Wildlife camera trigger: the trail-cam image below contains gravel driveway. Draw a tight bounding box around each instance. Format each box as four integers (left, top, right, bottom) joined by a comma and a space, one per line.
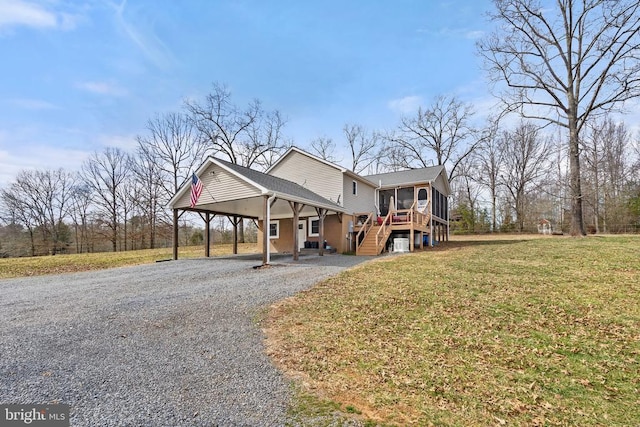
0, 254, 371, 426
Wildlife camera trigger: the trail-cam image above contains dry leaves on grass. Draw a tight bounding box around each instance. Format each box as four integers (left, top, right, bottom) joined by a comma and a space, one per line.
265, 236, 640, 426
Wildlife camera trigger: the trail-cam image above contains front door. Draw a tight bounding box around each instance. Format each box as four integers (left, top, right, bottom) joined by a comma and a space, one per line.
297, 220, 306, 249
416, 187, 429, 213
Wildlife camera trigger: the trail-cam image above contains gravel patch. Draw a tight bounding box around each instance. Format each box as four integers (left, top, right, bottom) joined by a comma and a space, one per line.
0, 253, 373, 426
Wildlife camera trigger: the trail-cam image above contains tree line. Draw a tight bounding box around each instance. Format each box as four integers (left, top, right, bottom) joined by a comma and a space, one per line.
2, 0, 640, 257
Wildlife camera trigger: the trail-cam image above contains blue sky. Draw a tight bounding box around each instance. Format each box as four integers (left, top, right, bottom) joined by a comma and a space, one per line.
0, 0, 495, 186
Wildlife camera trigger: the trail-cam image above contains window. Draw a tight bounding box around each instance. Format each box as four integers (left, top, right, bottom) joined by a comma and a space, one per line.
269, 220, 279, 239
352, 180, 357, 196
308, 217, 320, 237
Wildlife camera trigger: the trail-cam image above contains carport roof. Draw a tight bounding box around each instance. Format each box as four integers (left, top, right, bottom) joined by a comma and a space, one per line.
168, 156, 347, 217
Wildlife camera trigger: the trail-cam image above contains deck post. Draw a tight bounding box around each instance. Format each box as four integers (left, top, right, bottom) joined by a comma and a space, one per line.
409, 226, 414, 252
172, 209, 179, 260
429, 216, 434, 247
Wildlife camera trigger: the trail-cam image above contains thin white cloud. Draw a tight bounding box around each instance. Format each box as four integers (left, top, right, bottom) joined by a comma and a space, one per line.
465, 30, 485, 40
9, 98, 59, 110
0, 0, 56, 29
97, 133, 138, 151
76, 81, 128, 96
417, 26, 485, 40
0, 0, 81, 31
0, 145, 90, 187
388, 95, 423, 115
109, 0, 174, 69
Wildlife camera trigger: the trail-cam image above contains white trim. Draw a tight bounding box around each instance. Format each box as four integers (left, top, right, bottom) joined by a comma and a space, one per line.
269, 220, 280, 239
308, 216, 320, 237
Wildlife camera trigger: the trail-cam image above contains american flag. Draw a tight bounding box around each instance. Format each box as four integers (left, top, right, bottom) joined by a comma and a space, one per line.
190, 173, 203, 208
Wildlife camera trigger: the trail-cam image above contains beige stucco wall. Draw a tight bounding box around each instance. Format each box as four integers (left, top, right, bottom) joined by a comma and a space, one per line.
257, 214, 349, 254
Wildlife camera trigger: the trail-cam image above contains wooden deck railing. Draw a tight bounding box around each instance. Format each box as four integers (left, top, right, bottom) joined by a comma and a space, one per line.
353, 202, 432, 254
375, 210, 393, 254
388, 202, 430, 228
354, 212, 373, 255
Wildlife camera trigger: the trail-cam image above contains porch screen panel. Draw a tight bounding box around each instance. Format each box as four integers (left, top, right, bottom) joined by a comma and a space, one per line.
379, 190, 394, 216
397, 187, 413, 209
432, 188, 448, 219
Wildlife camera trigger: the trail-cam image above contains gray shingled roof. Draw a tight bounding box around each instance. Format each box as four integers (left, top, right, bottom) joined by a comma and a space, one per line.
363, 165, 446, 187
215, 157, 346, 212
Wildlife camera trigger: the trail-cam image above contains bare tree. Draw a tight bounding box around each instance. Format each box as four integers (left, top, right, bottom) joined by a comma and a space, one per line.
136, 112, 208, 198
132, 145, 165, 249
185, 83, 288, 169
388, 95, 476, 181
310, 136, 338, 162
454, 155, 485, 232
81, 147, 132, 252
37, 169, 76, 254
185, 83, 289, 242
0, 169, 75, 255
343, 124, 379, 173
472, 117, 504, 232
499, 122, 552, 231
1, 183, 37, 255
479, 0, 640, 235
248, 109, 290, 169
583, 116, 633, 231
68, 182, 93, 253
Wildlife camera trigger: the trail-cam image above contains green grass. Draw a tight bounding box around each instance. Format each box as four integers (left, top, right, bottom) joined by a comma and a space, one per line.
0, 243, 259, 279
266, 235, 640, 426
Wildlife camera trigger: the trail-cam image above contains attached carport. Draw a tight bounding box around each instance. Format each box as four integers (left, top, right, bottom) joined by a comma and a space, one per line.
167, 156, 347, 265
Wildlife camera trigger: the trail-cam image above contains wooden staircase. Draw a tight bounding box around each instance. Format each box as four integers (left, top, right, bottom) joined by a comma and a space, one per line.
354, 204, 432, 255
355, 211, 393, 256
356, 225, 387, 255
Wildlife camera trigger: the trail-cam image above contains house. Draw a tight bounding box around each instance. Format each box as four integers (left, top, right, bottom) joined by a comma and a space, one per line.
168, 147, 450, 263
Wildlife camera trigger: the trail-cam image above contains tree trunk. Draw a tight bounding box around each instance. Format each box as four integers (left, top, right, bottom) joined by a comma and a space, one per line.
491, 191, 497, 233
568, 118, 586, 236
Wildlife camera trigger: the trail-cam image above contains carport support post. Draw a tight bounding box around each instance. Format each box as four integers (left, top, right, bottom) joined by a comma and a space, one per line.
232, 215, 238, 255
205, 212, 211, 258
262, 195, 269, 265
315, 208, 327, 256
172, 209, 179, 260
289, 201, 305, 261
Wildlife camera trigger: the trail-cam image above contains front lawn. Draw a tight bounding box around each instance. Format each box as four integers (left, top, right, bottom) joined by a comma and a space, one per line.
266, 235, 640, 426
0, 243, 259, 279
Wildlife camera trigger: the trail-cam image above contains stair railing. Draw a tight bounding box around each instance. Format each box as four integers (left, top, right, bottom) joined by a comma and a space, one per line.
355, 212, 374, 255
375, 211, 393, 254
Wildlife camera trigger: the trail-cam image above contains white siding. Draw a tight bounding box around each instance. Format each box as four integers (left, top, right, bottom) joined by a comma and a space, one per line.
269, 151, 343, 205
173, 163, 261, 208
342, 176, 377, 214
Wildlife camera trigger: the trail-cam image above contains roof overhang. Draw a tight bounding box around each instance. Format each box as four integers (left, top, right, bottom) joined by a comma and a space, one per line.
168, 156, 348, 219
